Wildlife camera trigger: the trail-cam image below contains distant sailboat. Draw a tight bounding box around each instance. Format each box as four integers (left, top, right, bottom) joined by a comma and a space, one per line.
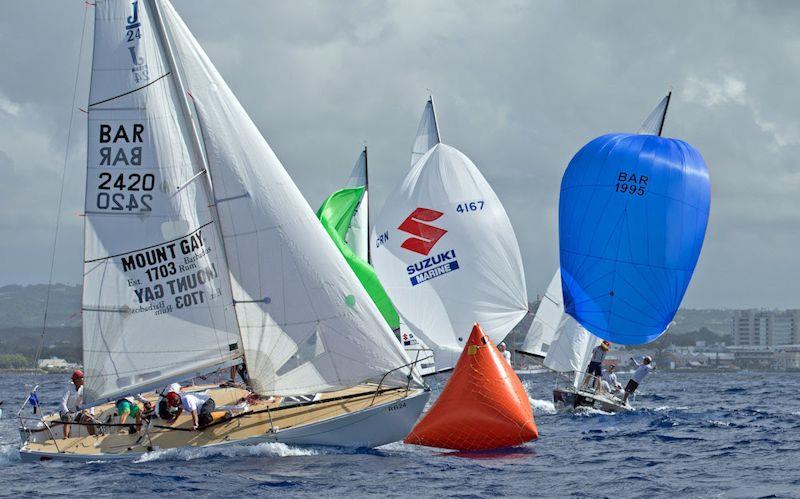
559, 90, 710, 345
316, 147, 401, 332
371, 98, 528, 373
519, 92, 692, 411
19, 0, 428, 461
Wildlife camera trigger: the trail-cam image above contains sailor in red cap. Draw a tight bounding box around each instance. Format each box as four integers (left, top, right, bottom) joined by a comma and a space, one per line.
59, 369, 94, 438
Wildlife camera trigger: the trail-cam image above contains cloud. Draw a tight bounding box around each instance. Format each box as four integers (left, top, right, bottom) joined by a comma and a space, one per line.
0, 92, 21, 116
1, 0, 800, 309
684, 76, 747, 107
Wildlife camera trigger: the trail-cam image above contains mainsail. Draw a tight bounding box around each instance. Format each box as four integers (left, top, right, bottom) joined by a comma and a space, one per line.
518, 271, 562, 359
637, 91, 671, 136
82, 0, 241, 404
410, 97, 441, 166
343, 148, 369, 262
371, 143, 528, 371
159, 0, 416, 395
517, 270, 600, 385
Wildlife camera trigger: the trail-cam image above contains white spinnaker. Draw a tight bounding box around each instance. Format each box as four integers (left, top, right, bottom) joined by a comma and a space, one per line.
343, 148, 369, 262
82, 0, 241, 405
410, 97, 441, 166
160, 0, 416, 395
519, 271, 562, 358
371, 143, 528, 371
637, 93, 670, 135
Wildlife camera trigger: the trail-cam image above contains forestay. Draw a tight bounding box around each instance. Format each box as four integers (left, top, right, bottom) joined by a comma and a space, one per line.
559, 133, 710, 344
82, 0, 241, 405
410, 97, 441, 166
160, 0, 416, 395
371, 143, 528, 371
343, 148, 369, 262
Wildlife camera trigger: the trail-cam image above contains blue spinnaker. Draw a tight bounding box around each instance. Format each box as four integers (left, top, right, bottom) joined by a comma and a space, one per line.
559, 133, 710, 345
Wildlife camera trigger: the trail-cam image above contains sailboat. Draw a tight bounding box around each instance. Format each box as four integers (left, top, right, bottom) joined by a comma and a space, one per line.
18, 0, 428, 462
316, 147, 437, 375
518, 92, 682, 412
371, 97, 528, 373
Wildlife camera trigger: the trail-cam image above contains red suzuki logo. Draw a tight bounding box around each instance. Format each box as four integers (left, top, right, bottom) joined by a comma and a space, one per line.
398, 208, 447, 255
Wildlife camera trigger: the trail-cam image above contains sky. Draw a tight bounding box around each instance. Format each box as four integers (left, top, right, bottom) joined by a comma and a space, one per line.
0, 0, 798, 309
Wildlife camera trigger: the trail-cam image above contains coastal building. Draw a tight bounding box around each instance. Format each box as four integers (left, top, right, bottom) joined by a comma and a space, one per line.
732, 309, 800, 347
36, 357, 71, 371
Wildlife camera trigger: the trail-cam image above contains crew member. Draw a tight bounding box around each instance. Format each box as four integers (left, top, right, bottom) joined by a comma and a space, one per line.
165, 391, 217, 430
115, 394, 152, 434
601, 364, 623, 398
498, 342, 512, 365
581, 341, 611, 391
59, 370, 94, 439
623, 356, 656, 405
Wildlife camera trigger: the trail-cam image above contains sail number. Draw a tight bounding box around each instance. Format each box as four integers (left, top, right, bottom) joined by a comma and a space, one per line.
455, 200, 484, 213
614, 172, 647, 196
96, 173, 154, 212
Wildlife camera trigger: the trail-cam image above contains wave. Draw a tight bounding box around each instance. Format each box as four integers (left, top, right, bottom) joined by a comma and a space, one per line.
572, 406, 615, 416
0, 444, 20, 466
529, 398, 556, 415
134, 442, 318, 463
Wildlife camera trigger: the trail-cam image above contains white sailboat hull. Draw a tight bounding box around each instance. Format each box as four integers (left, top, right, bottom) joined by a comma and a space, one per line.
266, 387, 430, 448
553, 387, 631, 413
18, 386, 430, 462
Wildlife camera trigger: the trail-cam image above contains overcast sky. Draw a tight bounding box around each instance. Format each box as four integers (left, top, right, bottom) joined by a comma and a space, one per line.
1, 0, 798, 309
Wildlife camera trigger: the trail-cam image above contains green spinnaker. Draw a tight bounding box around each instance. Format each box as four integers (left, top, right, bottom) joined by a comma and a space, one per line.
316, 186, 400, 330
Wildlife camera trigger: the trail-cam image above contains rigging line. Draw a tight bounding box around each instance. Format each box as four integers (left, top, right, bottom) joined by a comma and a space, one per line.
87, 72, 171, 108
34, 3, 91, 367
83, 220, 213, 263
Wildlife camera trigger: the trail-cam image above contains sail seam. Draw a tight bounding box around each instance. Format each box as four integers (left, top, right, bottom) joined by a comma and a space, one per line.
88, 71, 171, 107
84, 220, 213, 263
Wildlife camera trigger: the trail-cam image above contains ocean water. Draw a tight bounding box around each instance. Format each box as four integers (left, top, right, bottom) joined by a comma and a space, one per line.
1, 371, 799, 497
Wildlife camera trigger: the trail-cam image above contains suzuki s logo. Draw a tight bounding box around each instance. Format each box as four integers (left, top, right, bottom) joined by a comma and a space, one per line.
398, 208, 447, 255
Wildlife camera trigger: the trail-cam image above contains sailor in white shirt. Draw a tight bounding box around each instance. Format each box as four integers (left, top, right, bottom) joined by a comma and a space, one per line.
601, 364, 623, 398
498, 342, 512, 366
59, 370, 94, 438
623, 356, 656, 404
165, 391, 216, 430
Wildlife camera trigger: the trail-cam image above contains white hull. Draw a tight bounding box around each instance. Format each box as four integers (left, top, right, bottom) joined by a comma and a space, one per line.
553, 387, 631, 413
266, 387, 430, 447
19, 387, 430, 463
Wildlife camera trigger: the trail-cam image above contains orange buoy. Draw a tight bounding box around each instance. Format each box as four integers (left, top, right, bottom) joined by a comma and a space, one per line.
404, 323, 538, 451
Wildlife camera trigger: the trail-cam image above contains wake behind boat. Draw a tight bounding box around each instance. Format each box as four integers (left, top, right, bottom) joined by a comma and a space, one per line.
18, 0, 428, 461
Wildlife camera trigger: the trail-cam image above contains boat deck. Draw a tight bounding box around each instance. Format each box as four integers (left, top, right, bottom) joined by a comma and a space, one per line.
21, 383, 413, 459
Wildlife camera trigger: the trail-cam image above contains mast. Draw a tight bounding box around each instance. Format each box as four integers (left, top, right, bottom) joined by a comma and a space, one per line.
148, 0, 247, 366
657, 91, 672, 137
364, 145, 371, 265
